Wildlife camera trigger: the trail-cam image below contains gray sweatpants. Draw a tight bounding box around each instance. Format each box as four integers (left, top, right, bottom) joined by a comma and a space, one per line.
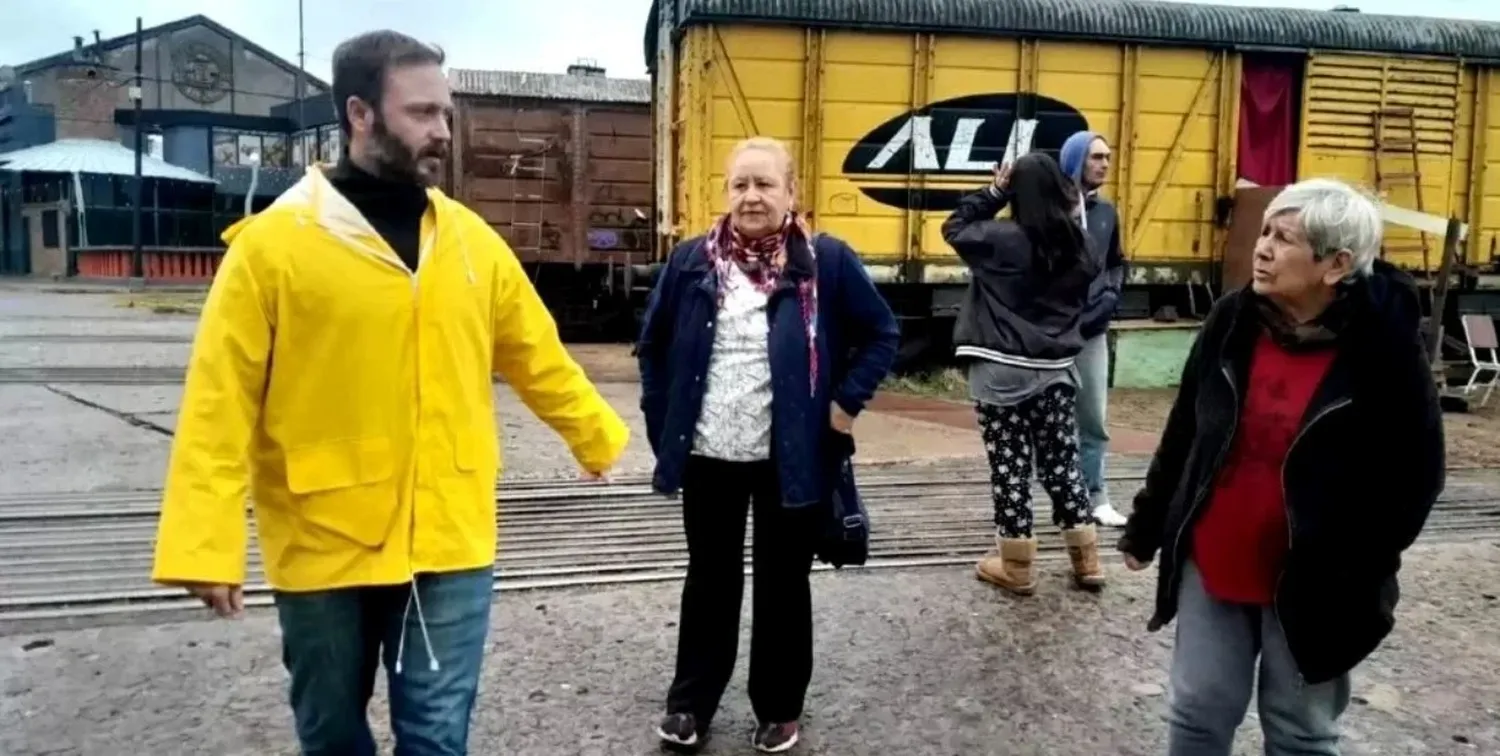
1167, 562, 1352, 756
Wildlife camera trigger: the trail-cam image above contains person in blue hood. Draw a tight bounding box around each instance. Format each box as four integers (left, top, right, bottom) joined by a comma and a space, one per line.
1058, 130, 1129, 527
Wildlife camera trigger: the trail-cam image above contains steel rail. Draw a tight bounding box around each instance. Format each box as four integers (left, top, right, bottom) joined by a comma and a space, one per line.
2, 464, 1496, 624
4, 512, 1495, 594
3, 525, 1494, 624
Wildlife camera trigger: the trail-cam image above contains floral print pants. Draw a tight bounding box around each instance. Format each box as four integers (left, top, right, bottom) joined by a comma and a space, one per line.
975, 384, 1096, 538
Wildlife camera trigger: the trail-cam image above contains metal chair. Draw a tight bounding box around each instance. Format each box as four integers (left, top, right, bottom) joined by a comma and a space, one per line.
1460, 314, 1500, 407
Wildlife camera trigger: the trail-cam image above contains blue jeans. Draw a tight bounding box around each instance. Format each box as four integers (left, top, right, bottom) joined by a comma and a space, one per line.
1075, 333, 1111, 505
1167, 562, 1351, 756
273, 567, 494, 756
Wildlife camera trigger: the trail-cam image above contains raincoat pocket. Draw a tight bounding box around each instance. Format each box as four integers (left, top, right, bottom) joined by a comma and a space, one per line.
285, 436, 399, 547
453, 429, 499, 473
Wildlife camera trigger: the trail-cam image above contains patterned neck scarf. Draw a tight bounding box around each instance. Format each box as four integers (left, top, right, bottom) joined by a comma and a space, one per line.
704, 212, 820, 394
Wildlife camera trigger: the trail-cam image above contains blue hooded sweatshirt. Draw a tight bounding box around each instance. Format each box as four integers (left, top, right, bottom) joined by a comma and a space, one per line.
1059, 130, 1127, 339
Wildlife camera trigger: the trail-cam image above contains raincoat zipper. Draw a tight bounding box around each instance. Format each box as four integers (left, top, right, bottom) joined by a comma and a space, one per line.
1274, 396, 1352, 687
405, 232, 433, 569
1164, 361, 1240, 621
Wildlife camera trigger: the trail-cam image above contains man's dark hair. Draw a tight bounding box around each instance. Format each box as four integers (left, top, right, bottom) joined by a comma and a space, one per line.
330, 31, 445, 137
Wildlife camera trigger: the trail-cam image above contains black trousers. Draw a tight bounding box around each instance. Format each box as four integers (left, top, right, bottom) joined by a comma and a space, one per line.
665, 455, 816, 726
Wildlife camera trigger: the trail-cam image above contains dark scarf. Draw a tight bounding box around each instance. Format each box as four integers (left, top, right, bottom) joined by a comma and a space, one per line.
1255, 283, 1358, 351
704, 212, 820, 393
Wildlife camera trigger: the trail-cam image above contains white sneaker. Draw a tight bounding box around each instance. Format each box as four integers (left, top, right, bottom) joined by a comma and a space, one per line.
1092, 503, 1128, 527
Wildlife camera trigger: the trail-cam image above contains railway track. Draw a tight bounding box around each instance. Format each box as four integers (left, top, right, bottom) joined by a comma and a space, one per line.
0, 333, 193, 344
0, 366, 188, 384
2, 464, 1497, 624
0, 366, 609, 385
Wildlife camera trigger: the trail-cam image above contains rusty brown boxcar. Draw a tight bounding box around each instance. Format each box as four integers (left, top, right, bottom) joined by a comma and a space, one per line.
448, 63, 653, 338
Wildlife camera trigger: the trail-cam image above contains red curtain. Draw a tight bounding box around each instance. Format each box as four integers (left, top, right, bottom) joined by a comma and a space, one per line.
1238, 57, 1299, 187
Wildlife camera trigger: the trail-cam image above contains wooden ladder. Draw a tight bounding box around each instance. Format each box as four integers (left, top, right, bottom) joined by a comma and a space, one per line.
1372, 106, 1432, 270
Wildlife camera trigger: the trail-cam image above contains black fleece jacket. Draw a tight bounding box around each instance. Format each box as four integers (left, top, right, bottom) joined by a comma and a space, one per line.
1119, 260, 1445, 683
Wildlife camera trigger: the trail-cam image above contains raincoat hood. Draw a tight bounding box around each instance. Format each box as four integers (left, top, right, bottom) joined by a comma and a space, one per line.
222, 166, 476, 283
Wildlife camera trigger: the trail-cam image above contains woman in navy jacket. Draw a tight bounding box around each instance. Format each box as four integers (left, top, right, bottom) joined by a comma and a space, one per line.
637, 136, 899, 753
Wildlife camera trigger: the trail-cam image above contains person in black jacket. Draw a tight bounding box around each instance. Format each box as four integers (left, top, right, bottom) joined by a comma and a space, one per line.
942, 153, 1105, 597
1118, 178, 1444, 755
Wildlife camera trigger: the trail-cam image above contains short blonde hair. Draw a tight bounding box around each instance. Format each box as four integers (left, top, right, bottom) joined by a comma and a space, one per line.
726, 136, 798, 187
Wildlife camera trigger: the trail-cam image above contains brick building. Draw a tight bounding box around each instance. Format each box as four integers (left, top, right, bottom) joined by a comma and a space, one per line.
0, 15, 339, 277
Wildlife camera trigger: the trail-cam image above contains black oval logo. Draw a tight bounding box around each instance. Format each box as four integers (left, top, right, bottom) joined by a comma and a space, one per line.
841, 92, 1090, 212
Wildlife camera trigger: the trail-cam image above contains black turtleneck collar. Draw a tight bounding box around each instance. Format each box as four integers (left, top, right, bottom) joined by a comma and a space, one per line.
325, 157, 428, 271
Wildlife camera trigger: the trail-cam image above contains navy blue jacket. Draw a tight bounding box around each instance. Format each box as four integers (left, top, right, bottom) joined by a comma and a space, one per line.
636, 232, 900, 506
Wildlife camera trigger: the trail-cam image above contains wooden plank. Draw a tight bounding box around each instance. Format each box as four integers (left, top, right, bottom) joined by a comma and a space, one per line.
587, 135, 651, 161
465, 106, 566, 133
466, 177, 568, 204
585, 109, 652, 138
588, 181, 653, 206
588, 158, 648, 183
474, 201, 573, 227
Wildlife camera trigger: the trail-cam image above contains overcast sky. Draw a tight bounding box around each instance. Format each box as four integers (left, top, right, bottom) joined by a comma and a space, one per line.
1, 0, 1497, 86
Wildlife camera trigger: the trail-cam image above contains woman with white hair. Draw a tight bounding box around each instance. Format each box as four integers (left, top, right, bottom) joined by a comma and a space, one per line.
1118, 178, 1445, 755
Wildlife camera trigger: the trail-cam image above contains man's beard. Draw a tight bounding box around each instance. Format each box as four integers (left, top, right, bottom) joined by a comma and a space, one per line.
368, 117, 447, 187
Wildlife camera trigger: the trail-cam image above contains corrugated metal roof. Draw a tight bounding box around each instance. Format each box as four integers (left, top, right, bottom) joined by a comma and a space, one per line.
672, 0, 1500, 61
0, 139, 216, 183
448, 68, 652, 104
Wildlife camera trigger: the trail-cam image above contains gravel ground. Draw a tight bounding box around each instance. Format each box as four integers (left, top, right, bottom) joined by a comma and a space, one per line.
888, 371, 1500, 470
4, 288, 1496, 755
2, 541, 1497, 756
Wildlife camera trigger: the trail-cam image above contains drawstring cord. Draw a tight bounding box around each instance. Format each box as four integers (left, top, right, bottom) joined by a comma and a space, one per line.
393, 576, 441, 675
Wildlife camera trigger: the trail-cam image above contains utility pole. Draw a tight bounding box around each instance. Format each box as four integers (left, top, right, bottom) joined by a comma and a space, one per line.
130, 16, 144, 281
296, 0, 306, 136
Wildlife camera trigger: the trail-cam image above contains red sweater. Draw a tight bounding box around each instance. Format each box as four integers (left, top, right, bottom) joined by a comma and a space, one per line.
1192, 332, 1336, 605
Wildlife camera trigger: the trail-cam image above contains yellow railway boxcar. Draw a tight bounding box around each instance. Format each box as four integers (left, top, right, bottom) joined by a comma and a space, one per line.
644, 0, 1500, 360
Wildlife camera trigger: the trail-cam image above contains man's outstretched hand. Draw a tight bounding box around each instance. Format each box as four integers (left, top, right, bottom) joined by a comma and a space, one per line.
170, 582, 245, 619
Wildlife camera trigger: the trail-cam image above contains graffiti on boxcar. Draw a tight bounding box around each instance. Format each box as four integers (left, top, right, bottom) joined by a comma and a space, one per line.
588, 229, 622, 249
540, 224, 562, 249
842, 92, 1089, 212
587, 206, 650, 251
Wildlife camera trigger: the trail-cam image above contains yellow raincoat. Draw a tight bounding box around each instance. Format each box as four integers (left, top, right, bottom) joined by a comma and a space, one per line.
151, 167, 629, 592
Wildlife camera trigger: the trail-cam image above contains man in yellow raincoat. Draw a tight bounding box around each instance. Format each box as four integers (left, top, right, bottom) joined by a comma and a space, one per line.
150, 30, 629, 754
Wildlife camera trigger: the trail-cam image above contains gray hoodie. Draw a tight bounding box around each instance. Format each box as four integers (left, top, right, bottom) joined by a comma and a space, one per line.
1058, 130, 1127, 339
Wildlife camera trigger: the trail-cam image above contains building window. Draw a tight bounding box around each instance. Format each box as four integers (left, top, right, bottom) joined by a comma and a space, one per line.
263, 135, 289, 168
212, 131, 238, 168
319, 125, 342, 162
290, 126, 343, 166
41, 209, 60, 248
237, 133, 262, 165
292, 131, 313, 167
213, 128, 293, 169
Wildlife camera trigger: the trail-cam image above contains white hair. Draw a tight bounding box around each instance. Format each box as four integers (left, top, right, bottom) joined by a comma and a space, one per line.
1262, 178, 1382, 278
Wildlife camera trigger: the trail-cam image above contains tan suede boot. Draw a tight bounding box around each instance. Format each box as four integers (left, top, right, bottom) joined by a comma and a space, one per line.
1063, 525, 1107, 590
975, 536, 1037, 596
